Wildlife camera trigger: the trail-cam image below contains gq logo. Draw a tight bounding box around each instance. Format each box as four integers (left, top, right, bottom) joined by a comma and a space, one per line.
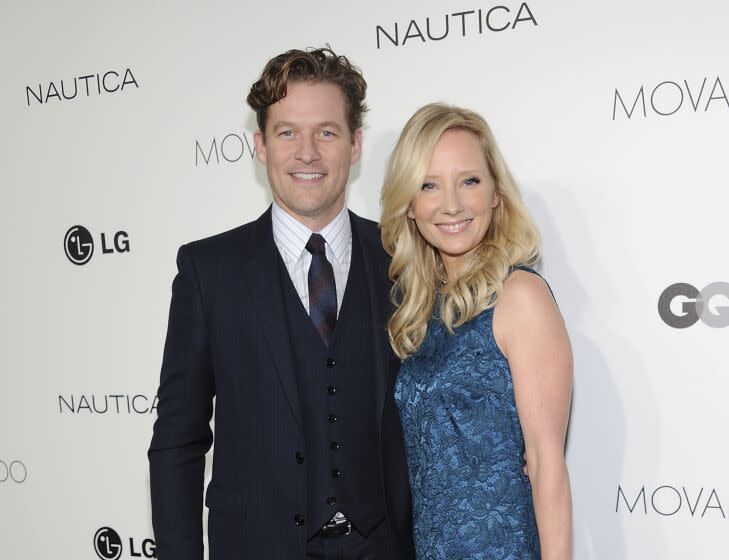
94, 527, 122, 560
64, 225, 130, 265
658, 282, 729, 328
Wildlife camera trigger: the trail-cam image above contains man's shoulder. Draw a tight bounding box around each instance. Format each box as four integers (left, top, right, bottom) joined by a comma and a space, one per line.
349, 210, 381, 245
349, 210, 378, 229
349, 211, 391, 271
181, 212, 268, 259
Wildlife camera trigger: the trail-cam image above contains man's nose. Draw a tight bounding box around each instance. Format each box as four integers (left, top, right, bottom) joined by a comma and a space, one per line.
295, 135, 321, 164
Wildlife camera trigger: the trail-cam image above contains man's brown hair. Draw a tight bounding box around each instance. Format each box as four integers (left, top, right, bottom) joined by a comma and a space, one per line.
247, 47, 367, 138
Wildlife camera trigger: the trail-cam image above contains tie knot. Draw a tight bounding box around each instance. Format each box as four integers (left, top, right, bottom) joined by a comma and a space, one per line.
306, 233, 327, 255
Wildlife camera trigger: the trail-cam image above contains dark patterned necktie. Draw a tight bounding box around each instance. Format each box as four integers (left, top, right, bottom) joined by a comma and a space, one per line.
305, 233, 337, 347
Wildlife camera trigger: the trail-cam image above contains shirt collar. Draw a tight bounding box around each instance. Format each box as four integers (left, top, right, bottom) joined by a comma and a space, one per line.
271, 202, 351, 265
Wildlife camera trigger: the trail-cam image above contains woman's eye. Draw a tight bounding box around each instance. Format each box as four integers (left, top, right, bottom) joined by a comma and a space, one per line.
463, 177, 481, 186
421, 182, 435, 190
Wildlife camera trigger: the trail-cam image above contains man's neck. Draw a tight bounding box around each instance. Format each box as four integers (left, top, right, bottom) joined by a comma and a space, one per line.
272, 199, 346, 233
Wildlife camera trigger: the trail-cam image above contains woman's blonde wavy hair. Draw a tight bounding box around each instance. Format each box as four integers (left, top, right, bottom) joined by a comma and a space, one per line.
380, 103, 541, 359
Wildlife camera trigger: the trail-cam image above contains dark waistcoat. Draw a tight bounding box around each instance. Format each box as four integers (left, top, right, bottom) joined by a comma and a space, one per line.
280, 230, 385, 538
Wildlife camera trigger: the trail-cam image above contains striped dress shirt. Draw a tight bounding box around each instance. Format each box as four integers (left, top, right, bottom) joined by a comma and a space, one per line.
271, 202, 352, 317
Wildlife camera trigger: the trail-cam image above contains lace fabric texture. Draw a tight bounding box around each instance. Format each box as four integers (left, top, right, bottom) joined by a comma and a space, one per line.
395, 307, 541, 559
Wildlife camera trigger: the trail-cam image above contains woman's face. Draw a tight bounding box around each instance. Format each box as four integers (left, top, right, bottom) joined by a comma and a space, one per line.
407, 129, 500, 281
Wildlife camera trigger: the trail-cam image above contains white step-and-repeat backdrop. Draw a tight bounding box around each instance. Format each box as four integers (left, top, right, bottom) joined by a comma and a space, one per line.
3, 0, 728, 558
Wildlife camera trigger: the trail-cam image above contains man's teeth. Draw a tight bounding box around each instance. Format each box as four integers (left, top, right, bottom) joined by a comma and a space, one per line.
292, 173, 324, 180
438, 220, 471, 233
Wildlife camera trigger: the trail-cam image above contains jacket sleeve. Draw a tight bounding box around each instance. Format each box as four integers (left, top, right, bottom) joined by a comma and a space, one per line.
148, 244, 215, 560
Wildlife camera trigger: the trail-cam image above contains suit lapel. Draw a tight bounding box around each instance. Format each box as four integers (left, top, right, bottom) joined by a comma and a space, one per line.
248, 208, 303, 430
350, 212, 391, 433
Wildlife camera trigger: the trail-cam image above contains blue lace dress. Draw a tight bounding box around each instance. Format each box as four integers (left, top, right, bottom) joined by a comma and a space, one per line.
395, 291, 541, 559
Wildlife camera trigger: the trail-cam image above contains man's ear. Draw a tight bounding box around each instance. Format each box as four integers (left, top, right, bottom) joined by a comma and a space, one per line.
350, 129, 363, 165
253, 130, 266, 165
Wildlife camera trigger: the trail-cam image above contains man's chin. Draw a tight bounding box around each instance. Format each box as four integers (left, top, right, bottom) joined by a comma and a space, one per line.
292, 203, 337, 219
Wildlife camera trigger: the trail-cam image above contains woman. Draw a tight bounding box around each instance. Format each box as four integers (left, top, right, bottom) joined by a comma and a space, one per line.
380, 103, 573, 560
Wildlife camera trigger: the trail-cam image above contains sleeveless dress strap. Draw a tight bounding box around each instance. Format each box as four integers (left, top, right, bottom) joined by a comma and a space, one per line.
507, 263, 557, 302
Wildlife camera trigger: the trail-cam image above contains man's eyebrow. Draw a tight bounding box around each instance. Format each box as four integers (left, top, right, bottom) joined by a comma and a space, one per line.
271, 121, 295, 131
319, 121, 343, 131
270, 121, 343, 131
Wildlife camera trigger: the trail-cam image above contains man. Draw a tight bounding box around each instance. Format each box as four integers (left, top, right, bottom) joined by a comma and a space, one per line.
148, 48, 415, 560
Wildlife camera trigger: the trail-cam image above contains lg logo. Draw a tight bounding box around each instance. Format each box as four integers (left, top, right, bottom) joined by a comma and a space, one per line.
64, 225, 94, 265
64, 225, 130, 265
93, 527, 157, 559
94, 527, 123, 560
658, 282, 729, 328
0, 460, 27, 483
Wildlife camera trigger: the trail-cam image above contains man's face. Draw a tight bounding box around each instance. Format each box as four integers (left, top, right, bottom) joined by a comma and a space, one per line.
254, 81, 362, 231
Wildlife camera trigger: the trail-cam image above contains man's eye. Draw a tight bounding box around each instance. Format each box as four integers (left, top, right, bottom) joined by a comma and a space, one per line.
321, 130, 335, 137
279, 130, 293, 137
